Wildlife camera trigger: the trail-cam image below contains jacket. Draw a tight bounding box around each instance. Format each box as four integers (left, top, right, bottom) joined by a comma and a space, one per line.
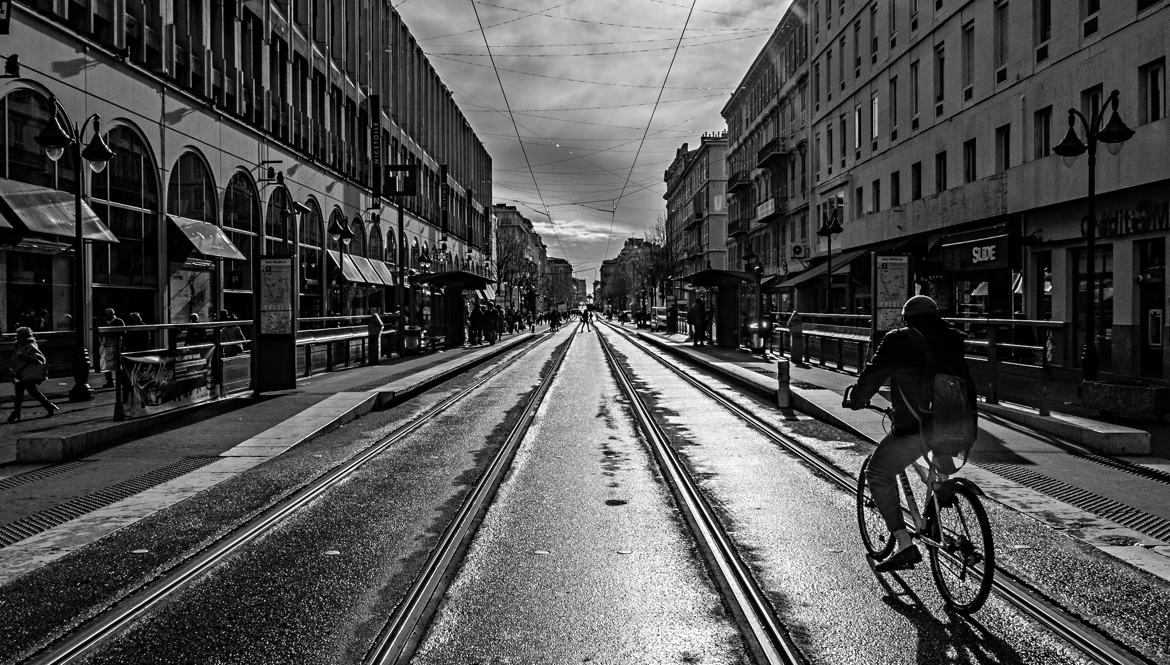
11, 339, 49, 384
851, 320, 975, 435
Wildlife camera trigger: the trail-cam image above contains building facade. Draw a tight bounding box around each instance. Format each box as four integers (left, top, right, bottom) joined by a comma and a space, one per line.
491, 204, 548, 315
663, 131, 729, 308
801, 0, 1168, 379
722, 0, 810, 316
0, 1, 492, 340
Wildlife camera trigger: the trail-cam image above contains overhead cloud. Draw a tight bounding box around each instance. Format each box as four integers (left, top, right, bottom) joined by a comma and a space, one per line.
398, 0, 789, 289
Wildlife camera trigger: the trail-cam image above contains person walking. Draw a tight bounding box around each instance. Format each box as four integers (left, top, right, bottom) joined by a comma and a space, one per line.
123, 312, 152, 353
469, 301, 485, 345
690, 298, 708, 347
98, 308, 125, 387
580, 307, 592, 332
7, 326, 58, 423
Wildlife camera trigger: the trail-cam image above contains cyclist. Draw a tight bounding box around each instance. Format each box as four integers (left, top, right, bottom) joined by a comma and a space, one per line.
846, 295, 976, 572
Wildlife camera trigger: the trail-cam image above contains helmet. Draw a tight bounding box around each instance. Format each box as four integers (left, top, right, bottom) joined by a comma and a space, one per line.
902, 295, 938, 318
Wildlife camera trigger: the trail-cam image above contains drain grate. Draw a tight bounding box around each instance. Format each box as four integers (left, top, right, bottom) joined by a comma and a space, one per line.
0, 457, 220, 548
976, 461, 1170, 543
0, 461, 94, 492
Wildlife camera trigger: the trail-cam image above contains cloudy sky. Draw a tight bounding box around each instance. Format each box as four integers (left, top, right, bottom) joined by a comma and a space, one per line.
395, 0, 792, 288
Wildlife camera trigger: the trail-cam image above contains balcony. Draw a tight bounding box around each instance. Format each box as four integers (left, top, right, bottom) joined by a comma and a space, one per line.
727, 216, 749, 237
754, 197, 786, 225
757, 136, 787, 168
727, 169, 750, 192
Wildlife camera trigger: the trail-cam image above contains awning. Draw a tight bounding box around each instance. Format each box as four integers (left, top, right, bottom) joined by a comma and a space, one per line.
168, 215, 245, 260
349, 256, 383, 285
327, 250, 376, 284
0, 177, 118, 243
414, 269, 494, 290
683, 268, 757, 288
479, 284, 497, 301
775, 248, 869, 289
368, 260, 397, 286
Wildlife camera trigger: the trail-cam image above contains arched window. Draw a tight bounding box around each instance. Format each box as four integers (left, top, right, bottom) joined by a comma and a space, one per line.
410, 237, 419, 268
91, 125, 160, 294
368, 224, 383, 264
1, 88, 78, 192
385, 228, 397, 266
167, 152, 217, 223
222, 172, 260, 294
348, 217, 365, 257
264, 187, 294, 256
299, 197, 324, 317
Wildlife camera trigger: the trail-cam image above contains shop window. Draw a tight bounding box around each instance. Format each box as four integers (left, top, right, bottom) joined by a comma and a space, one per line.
223, 172, 260, 295
299, 197, 323, 317
1073, 245, 1114, 372
1033, 251, 1052, 320
264, 187, 295, 256
2, 89, 79, 192
91, 126, 160, 294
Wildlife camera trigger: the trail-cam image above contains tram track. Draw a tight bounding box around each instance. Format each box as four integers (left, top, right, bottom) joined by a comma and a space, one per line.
599, 321, 1156, 665
25, 332, 565, 665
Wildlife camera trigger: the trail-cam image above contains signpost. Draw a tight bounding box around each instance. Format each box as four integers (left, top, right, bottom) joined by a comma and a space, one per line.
872, 254, 911, 348
256, 255, 297, 391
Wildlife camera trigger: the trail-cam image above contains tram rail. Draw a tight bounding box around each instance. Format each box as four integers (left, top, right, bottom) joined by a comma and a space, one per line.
599, 320, 1156, 665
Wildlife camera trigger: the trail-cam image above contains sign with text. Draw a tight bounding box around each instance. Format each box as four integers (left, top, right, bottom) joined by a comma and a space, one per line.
873, 254, 911, 333
120, 347, 216, 418
260, 256, 294, 335
942, 233, 1010, 272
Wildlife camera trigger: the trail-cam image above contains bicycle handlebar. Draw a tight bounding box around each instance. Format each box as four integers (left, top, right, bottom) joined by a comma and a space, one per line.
842, 385, 892, 415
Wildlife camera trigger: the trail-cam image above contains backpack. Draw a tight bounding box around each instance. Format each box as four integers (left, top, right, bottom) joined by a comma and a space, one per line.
901, 328, 978, 456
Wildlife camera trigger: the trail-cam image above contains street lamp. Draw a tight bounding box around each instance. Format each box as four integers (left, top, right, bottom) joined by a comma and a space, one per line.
1052, 88, 1133, 381
816, 201, 844, 314
36, 96, 115, 401
327, 215, 354, 315
742, 246, 766, 355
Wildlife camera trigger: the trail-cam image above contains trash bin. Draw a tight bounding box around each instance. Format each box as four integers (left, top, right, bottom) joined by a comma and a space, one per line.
748, 322, 765, 353
403, 325, 422, 355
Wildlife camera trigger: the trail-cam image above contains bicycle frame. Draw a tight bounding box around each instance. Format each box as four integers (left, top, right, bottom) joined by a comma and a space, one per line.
896, 456, 950, 550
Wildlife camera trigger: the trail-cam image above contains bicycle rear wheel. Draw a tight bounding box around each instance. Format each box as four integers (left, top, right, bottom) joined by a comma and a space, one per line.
856, 454, 895, 559
927, 483, 995, 614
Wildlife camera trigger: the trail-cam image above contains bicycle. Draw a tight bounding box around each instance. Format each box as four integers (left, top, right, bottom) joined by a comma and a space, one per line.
844, 385, 995, 614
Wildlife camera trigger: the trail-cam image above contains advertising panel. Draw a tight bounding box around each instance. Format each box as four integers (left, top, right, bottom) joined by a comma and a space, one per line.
120, 346, 216, 418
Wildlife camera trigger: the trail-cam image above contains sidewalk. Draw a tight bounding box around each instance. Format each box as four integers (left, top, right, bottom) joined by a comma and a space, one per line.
626, 324, 1170, 580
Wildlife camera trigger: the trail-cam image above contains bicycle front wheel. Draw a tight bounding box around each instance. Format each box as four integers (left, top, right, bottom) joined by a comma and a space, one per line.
927, 483, 995, 614
856, 454, 895, 559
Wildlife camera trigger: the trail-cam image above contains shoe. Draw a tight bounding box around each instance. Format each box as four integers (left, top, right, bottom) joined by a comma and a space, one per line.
46, 403, 60, 417
874, 544, 921, 572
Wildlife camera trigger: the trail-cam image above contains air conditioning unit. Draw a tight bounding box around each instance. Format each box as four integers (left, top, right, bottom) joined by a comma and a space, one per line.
791, 245, 807, 258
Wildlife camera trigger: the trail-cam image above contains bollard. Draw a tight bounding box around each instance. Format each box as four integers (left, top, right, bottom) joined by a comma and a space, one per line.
776, 357, 792, 410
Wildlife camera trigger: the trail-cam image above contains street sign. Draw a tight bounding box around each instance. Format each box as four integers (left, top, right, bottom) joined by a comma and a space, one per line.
384, 164, 417, 197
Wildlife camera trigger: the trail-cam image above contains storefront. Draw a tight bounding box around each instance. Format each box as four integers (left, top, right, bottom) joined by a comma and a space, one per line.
922, 222, 1021, 320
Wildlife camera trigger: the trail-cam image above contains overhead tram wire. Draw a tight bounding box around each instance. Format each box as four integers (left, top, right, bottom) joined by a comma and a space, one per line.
468, 0, 567, 261
602, 0, 699, 262
431, 54, 730, 90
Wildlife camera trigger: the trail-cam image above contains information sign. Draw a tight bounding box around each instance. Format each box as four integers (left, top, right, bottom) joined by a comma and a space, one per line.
260, 257, 294, 335
873, 254, 911, 332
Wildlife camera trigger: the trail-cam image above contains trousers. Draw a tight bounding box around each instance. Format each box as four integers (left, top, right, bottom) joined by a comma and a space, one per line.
865, 429, 928, 533
12, 379, 53, 417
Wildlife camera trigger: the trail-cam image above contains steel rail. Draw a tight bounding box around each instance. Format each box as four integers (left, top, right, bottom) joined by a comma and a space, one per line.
595, 327, 807, 665
603, 323, 1155, 665
29, 335, 557, 665
363, 330, 577, 664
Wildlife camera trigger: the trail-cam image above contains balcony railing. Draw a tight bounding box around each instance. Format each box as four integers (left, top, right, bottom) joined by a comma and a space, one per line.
755, 197, 786, 224
727, 169, 750, 192
727, 217, 749, 236
757, 136, 787, 167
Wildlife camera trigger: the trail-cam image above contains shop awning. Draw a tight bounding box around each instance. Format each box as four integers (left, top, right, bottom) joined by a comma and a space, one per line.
368, 259, 397, 286
168, 215, 245, 260
414, 269, 494, 290
682, 268, 757, 288
774, 248, 869, 289
327, 250, 377, 284
0, 178, 118, 243
349, 256, 384, 285
479, 284, 497, 301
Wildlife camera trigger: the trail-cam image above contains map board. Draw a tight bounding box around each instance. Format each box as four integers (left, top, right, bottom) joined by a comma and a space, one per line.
260, 256, 294, 335
873, 254, 911, 332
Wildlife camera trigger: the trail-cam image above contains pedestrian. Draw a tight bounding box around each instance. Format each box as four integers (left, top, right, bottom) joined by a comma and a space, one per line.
185, 313, 209, 346
124, 312, 152, 352
690, 298, 708, 346
484, 304, 499, 344
98, 307, 125, 387
469, 301, 485, 345
581, 307, 592, 332
7, 326, 58, 423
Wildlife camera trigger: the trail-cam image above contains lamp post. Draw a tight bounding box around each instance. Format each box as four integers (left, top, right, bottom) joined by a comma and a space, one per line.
1052, 88, 1133, 381
816, 201, 844, 314
327, 215, 354, 316
36, 96, 115, 402
742, 246, 765, 355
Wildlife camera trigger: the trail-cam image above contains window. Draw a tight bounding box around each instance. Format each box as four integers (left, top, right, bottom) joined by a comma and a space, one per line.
826, 0, 832, 30
1140, 58, 1166, 124
840, 115, 847, 162
891, 170, 902, 207
1082, 0, 1100, 36
222, 173, 260, 294
826, 127, 834, 171
889, 76, 899, 131
839, 35, 847, 89
994, 2, 1009, 77
1081, 84, 1103, 124
871, 93, 880, 139
1138, 0, 1162, 11
872, 179, 881, 212
90, 127, 160, 292
961, 21, 974, 96
855, 186, 864, 217
911, 60, 920, 116
813, 0, 820, 38
1034, 106, 1052, 159
995, 124, 1011, 173
1034, 0, 1051, 61
814, 63, 821, 106
911, 161, 922, 200
871, 5, 879, 60
934, 43, 946, 103
854, 106, 862, 150
827, 49, 833, 100
935, 150, 948, 191
854, 20, 862, 74
963, 138, 977, 183
889, 0, 897, 46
